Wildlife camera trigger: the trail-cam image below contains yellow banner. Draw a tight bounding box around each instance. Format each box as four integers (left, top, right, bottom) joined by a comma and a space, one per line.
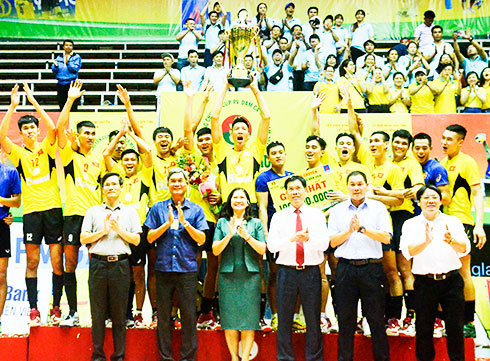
268, 167, 339, 212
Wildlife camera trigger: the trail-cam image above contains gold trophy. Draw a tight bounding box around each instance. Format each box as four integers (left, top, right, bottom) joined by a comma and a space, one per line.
227, 22, 259, 88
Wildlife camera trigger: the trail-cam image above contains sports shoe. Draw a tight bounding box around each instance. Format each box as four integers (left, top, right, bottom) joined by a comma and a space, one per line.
260, 318, 272, 332
386, 318, 401, 336
399, 316, 415, 337
197, 311, 218, 330
329, 318, 339, 333
355, 318, 364, 334
105, 318, 112, 328
60, 311, 80, 327
362, 317, 371, 337
149, 311, 158, 330
49, 306, 62, 326
29, 308, 41, 327
134, 313, 145, 329
172, 316, 182, 330
271, 315, 278, 332
320, 316, 332, 333
126, 315, 135, 329
463, 323, 476, 338
292, 316, 306, 331
433, 318, 445, 338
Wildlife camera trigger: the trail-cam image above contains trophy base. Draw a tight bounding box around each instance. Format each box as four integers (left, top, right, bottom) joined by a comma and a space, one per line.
228, 66, 251, 88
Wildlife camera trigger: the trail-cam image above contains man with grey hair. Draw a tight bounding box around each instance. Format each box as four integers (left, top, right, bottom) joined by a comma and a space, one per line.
144, 167, 208, 361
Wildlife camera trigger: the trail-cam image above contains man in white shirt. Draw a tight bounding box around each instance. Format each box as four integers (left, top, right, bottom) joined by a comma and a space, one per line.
176, 18, 203, 70
400, 184, 469, 361
424, 25, 454, 78
414, 10, 435, 54
268, 175, 328, 361
328, 171, 391, 361
281, 2, 301, 42
200, 51, 228, 92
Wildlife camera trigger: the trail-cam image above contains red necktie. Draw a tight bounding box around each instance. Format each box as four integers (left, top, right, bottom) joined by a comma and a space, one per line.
295, 209, 304, 266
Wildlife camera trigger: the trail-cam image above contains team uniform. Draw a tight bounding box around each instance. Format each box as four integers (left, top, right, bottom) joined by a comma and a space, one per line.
408, 83, 434, 113
316, 82, 340, 114
413, 158, 449, 215
214, 137, 266, 207
149, 154, 178, 207
431, 78, 459, 114
0, 163, 21, 257
333, 161, 371, 195
60, 141, 104, 245
8, 138, 63, 244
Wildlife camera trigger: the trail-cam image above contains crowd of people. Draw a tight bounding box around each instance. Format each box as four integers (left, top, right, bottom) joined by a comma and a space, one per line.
0, 2, 488, 361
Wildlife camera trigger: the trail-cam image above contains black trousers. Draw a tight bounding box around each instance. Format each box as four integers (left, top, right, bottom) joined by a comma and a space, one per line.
89, 257, 130, 361
414, 272, 465, 361
276, 265, 323, 361
156, 271, 198, 361
336, 261, 389, 361
292, 70, 305, 91
57, 83, 78, 111
349, 47, 365, 64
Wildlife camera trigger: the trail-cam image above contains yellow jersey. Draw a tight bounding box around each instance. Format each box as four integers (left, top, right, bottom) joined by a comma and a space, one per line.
8, 138, 62, 214
338, 76, 366, 110
120, 165, 152, 225
482, 84, 490, 110
369, 160, 404, 210
389, 89, 409, 113
366, 84, 390, 105
149, 153, 178, 207
431, 78, 459, 113
334, 161, 371, 194
408, 83, 434, 113
316, 82, 340, 113
441, 152, 481, 225
461, 87, 483, 109
392, 156, 424, 213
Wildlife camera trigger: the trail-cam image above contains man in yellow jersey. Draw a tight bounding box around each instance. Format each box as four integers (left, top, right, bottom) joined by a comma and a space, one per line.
103, 120, 153, 329
0, 83, 64, 327
210, 77, 271, 216
365, 67, 391, 113
441, 124, 486, 338
182, 82, 222, 329
347, 98, 406, 336
388, 129, 425, 336
408, 69, 437, 114
431, 63, 461, 113
313, 65, 340, 114
55, 80, 105, 327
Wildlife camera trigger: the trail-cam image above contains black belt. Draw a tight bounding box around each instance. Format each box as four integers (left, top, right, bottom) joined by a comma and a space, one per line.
418, 270, 458, 281
91, 254, 129, 262
338, 258, 383, 266
281, 265, 318, 271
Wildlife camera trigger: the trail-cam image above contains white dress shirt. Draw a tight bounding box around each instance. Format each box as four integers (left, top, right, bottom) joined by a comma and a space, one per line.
267, 204, 329, 266
400, 212, 470, 275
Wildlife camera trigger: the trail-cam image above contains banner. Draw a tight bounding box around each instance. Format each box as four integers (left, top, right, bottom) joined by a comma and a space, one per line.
268, 167, 339, 211
0, 0, 489, 40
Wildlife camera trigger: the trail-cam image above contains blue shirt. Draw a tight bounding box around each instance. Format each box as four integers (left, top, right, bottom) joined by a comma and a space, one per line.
181, 65, 206, 90
462, 55, 488, 76
328, 198, 392, 260
255, 169, 294, 227
0, 163, 21, 219
423, 159, 449, 187
303, 49, 327, 83
144, 198, 208, 273
51, 53, 82, 85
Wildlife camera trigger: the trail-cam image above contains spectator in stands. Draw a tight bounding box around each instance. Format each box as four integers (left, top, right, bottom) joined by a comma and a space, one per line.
51, 39, 82, 111
263, 47, 297, 92
424, 25, 455, 79
383, 48, 407, 87
200, 51, 228, 92
314, 65, 341, 113
81, 172, 141, 361
212, 188, 266, 361
408, 69, 437, 113
480, 67, 490, 112
400, 41, 430, 84
347, 9, 374, 63
238, 54, 261, 92
290, 24, 308, 91
356, 53, 376, 83
0, 147, 21, 331
414, 10, 435, 53
389, 72, 411, 113
263, 25, 283, 58
302, 34, 327, 91
202, 11, 224, 67
153, 53, 180, 102
211, 30, 228, 63
319, 15, 339, 58
145, 168, 207, 361
200, 0, 228, 29
325, 54, 340, 81
302, 6, 319, 32
392, 38, 410, 57
453, 31, 488, 77
338, 59, 367, 113
365, 67, 391, 113
252, 3, 274, 40
176, 18, 203, 71
281, 3, 301, 42
433, 54, 460, 81
355, 40, 384, 70
460, 71, 486, 113
333, 14, 349, 62
181, 50, 206, 91
302, 16, 321, 45
432, 63, 461, 113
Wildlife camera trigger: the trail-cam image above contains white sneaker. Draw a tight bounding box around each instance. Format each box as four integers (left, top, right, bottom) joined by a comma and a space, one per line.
362, 317, 371, 337
386, 318, 401, 336
105, 318, 112, 328
320, 317, 332, 333
60, 312, 80, 327
399, 317, 416, 337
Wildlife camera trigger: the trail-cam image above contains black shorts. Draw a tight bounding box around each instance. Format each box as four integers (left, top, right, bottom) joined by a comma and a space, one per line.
464, 224, 475, 254
0, 220, 11, 258
199, 221, 216, 253
129, 226, 149, 266
63, 215, 84, 246
383, 210, 414, 253
23, 208, 63, 245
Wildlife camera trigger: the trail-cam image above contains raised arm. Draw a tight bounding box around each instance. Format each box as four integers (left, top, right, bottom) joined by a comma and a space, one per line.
183, 80, 197, 151
102, 122, 128, 172
0, 85, 20, 155
191, 85, 213, 133
127, 131, 153, 168
311, 93, 326, 136
210, 79, 230, 143
116, 84, 143, 139
452, 33, 465, 64
288, 41, 299, 67
200, 1, 209, 27
247, 76, 271, 145
56, 80, 84, 149
23, 82, 56, 145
